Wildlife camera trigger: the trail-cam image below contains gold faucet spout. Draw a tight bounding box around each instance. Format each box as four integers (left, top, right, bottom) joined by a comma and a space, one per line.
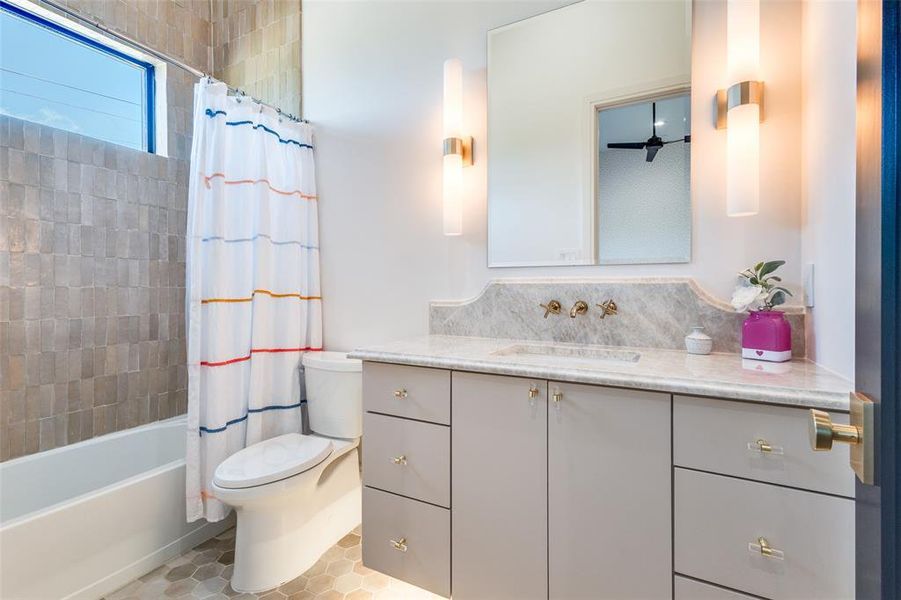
569, 300, 589, 318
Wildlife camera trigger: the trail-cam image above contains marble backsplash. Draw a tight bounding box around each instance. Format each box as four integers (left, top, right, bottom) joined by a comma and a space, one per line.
429, 278, 806, 357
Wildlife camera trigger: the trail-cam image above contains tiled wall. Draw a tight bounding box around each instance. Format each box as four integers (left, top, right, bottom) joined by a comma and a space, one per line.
211, 0, 302, 116
0, 0, 214, 461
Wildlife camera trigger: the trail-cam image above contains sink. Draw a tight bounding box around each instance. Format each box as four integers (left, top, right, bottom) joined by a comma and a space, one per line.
490, 343, 640, 364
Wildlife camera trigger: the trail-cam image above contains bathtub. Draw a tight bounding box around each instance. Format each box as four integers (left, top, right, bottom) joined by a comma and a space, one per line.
0, 416, 232, 600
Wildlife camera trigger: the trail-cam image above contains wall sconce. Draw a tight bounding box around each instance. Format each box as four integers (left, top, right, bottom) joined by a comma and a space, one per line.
717, 0, 763, 217
442, 58, 472, 236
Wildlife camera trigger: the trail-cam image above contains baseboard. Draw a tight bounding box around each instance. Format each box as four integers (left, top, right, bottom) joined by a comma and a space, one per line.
66, 514, 235, 600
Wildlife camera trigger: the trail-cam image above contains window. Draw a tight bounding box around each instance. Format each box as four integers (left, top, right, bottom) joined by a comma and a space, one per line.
0, 0, 156, 152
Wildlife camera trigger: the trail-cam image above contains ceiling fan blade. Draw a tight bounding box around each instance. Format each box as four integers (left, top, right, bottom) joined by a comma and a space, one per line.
662, 134, 692, 145
607, 142, 647, 149
645, 144, 661, 162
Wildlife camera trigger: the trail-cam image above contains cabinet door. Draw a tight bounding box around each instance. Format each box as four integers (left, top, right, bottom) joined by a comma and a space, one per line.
548, 382, 672, 599
452, 372, 547, 600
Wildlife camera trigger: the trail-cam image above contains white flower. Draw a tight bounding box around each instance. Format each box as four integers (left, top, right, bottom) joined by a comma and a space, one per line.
731, 284, 766, 312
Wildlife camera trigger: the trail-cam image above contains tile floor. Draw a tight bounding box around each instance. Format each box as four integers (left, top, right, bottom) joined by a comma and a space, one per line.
105, 526, 442, 600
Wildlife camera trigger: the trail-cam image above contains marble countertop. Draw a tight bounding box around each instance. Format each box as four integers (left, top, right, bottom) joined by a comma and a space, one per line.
349, 335, 852, 411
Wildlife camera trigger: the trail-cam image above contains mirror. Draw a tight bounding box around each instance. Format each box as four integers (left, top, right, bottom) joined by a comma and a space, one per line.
487, 0, 692, 267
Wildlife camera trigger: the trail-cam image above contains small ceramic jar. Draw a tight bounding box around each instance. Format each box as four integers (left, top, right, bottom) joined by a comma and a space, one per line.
685, 326, 713, 355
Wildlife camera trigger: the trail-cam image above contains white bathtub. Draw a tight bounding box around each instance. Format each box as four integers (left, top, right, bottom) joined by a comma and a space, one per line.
0, 416, 232, 600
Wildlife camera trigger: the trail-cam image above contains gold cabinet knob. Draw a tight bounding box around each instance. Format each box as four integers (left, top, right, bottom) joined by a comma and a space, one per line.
552, 390, 563, 404
391, 455, 407, 465
540, 300, 562, 318
390, 537, 408, 552
528, 385, 540, 399
756, 439, 772, 452
393, 389, 408, 399
809, 409, 860, 451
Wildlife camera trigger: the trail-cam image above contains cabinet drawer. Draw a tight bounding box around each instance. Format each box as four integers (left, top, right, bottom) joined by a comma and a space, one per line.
363, 412, 450, 507
674, 395, 854, 496
675, 469, 854, 600
363, 363, 450, 425
675, 576, 756, 599
362, 487, 450, 598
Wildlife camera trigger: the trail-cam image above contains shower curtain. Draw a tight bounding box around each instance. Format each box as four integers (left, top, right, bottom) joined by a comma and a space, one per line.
185, 80, 322, 522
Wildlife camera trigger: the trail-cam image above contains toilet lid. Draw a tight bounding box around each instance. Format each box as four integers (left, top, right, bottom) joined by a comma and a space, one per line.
213, 433, 333, 489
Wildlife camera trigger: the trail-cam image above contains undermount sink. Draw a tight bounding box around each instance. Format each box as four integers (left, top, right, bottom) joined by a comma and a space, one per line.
490, 343, 641, 364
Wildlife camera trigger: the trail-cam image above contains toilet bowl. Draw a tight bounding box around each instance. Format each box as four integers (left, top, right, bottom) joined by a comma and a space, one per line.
211, 352, 363, 593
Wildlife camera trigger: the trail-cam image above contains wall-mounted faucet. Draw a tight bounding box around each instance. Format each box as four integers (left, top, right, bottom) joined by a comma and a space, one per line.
569, 300, 589, 318
597, 299, 618, 319
540, 300, 562, 318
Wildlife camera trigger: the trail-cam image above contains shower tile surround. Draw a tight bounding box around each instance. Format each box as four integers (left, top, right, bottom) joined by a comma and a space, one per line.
0, 0, 213, 461
0, 0, 307, 462
429, 278, 807, 357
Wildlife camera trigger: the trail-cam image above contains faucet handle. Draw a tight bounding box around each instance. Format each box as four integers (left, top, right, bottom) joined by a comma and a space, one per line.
597, 299, 618, 319
540, 300, 562, 318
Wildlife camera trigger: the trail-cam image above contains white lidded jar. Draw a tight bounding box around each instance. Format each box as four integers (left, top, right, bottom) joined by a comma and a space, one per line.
302, 351, 363, 439
684, 326, 714, 355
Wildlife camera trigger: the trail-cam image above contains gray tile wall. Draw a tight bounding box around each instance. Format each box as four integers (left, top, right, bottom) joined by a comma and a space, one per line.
0, 0, 212, 461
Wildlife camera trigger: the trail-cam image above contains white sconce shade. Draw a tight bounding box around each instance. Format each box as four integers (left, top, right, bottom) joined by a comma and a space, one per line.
442, 58, 470, 236
725, 0, 761, 217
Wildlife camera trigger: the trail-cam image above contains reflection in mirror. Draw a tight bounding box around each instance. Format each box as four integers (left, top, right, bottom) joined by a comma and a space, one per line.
486, 0, 691, 268
597, 93, 691, 264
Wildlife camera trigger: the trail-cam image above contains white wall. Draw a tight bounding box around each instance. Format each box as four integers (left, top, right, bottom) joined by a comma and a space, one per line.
303, 0, 805, 352
800, 0, 857, 380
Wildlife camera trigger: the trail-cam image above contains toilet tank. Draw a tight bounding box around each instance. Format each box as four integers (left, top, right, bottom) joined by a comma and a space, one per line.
302, 352, 362, 439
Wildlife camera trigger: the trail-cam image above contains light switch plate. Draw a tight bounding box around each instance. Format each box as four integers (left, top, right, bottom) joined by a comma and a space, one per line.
803, 263, 815, 307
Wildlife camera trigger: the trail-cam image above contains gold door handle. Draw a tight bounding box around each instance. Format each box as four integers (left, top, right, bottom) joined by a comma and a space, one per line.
390, 537, 407, 552
393, 389, 408, 399
391, 455, 407, 465
809, 409, 861, 451
552, 391, 563, 404
528, 385, 540, 399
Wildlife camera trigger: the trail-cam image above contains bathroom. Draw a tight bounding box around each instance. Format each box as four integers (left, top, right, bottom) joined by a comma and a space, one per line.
0, 0, 898, 598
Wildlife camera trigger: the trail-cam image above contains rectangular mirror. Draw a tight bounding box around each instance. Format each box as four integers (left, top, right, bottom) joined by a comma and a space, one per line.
487, 0, 692, 267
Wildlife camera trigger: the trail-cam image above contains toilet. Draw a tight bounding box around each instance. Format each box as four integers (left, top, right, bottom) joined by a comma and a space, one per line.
211, 352, 363, 593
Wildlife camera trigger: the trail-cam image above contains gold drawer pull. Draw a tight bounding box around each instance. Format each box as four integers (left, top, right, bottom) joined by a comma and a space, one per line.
528, 386, 539, 399
390, 537, 408, 552
391, 455, 407, 465
552, 391, 563, 404
749, 537, 784, 560
393, 389, 408, 399
748, 438, 783, 455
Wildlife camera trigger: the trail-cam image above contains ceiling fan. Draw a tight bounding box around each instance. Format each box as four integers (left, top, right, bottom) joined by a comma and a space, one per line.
606, 102, 691, 163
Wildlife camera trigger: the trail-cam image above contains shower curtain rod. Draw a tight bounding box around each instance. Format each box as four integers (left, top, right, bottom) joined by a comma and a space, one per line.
34, 0, 307, 123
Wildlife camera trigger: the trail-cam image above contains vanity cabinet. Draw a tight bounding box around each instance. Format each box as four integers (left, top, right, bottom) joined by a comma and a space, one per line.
452, 372, 548, 600
360, 362, 855, 600
548, 382, 671, 599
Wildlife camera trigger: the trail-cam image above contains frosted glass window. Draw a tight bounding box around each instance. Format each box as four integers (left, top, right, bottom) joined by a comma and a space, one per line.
597, 94, 691, 264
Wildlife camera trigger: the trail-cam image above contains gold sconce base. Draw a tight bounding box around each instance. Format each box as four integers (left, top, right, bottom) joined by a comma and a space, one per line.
716, 80, 765, 129
443, 136, 473, 166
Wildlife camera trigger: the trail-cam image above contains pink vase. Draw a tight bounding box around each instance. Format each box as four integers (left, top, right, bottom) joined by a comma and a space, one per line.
741, 310, 792, 362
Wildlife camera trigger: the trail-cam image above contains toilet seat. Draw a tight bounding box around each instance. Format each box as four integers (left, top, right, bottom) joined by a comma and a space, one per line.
213, 433, 333, 489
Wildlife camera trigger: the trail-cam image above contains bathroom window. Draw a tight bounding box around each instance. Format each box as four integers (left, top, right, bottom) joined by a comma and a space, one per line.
0, 0, 160, 152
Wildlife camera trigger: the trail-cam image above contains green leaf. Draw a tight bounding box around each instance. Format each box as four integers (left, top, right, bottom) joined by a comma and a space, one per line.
766, 276, 782, 282
770, 291, 786, 306
758, 260, 786, 278
754, 261, 764, 273
773, 286, 794, 296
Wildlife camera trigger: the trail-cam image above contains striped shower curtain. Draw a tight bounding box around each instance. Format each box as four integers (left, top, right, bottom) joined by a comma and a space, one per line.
185, 80, 322, 522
